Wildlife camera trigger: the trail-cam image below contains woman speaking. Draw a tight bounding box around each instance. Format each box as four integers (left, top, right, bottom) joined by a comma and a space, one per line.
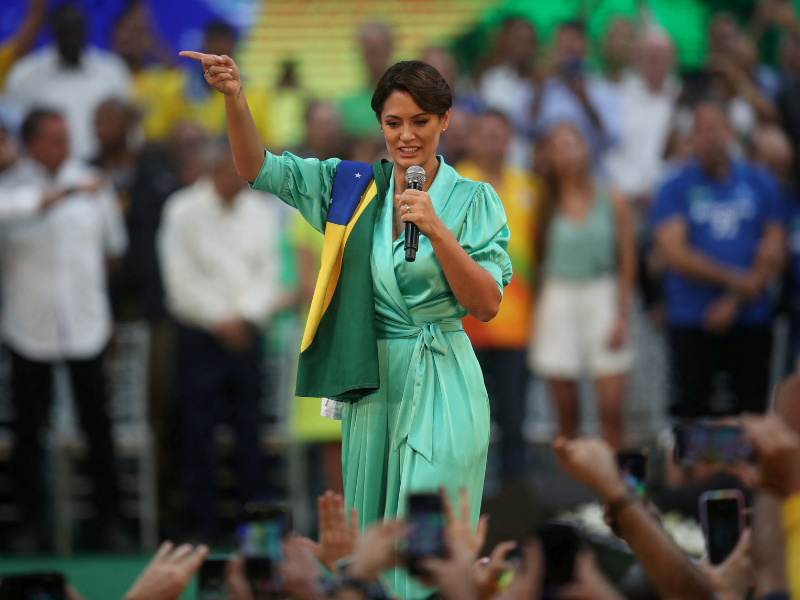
180, 50, 510, 583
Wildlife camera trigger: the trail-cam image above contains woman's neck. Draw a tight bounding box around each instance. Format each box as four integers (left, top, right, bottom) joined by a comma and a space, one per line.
556, 171, 592, 199
393, 155, 440, 197
473, 153, 503, 186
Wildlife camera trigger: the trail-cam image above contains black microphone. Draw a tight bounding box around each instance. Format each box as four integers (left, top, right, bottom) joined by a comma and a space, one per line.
404, 165, 426, 262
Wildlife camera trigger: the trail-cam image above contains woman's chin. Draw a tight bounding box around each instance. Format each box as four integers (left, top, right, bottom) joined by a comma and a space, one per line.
392, 151, 429, 168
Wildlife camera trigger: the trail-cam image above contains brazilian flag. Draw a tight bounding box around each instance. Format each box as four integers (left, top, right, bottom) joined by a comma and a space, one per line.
295, 159, 392, 401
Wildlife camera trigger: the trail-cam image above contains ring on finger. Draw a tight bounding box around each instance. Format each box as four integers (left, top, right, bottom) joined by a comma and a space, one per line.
405, 204, 411, 213
205, 70, 210, 78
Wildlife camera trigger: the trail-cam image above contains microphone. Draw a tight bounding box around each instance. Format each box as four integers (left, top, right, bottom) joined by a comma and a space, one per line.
404, 165, 426, 262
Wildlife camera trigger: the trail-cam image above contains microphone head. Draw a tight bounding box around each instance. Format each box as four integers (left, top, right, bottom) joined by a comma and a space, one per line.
405, 165, 426, 186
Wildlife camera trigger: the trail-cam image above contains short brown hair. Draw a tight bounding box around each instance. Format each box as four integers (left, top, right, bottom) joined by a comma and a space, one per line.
371, 60, 452, 120
21, 108, 63, 144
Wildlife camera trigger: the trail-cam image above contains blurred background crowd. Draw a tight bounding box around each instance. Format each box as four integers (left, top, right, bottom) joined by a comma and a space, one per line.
2, 0, 800, 596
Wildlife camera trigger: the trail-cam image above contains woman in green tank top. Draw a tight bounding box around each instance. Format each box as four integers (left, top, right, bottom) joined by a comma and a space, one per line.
530, 123, 637, 449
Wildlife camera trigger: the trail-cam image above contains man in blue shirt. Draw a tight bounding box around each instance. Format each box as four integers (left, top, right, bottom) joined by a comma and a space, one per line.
651, 100, 786, 418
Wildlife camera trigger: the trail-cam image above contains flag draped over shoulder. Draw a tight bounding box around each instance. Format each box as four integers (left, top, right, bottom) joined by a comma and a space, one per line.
295, 159, 389, 401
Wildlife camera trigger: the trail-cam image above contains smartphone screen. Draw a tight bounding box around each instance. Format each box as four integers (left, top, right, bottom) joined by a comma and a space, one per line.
617, 449, 648, 500
673, 424, 753, 466
538, 521, 582, 599
236, 504, 292, 599
406, 493, 446, 576
0, 573, 66, 600
700, 492, 743, 565
197, 557, 229, 600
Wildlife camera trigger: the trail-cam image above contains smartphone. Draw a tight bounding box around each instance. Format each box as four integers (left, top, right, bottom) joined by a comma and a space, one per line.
406, 492, 447, 577
673, 423, 754, 466
617, 448, 648, 501
197, 556, 229, 600
0, 573, 66, 600
699, 490, 745, 565
538, 521, 583, 599
236, 503, 292, 599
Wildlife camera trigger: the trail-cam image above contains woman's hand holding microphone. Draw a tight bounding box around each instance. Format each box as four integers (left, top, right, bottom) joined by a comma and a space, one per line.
396, 189, 445, 240
179, 52, 242, 97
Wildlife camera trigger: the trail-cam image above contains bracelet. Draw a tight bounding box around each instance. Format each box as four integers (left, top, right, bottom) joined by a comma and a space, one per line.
606, 493, 636, 529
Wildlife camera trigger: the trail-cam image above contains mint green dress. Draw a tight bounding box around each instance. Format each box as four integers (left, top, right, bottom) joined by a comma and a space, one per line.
250, 151, 512, 597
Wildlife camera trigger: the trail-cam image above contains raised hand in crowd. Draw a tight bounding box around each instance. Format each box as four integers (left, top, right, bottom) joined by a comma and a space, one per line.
472, 541, 516, 600
344, 520, 406, 584
304, 491, 360, 572
552, 437, 716, 600
122, 541, 208, 600
442, 487, 489, 563
699, 529, 754, 600
734, 414, 800, 496
421, 542, 480, 600
558, 549, 625, 600
282, 536, 326, 600
500, 539, 542, 600
225, 556, 254, 600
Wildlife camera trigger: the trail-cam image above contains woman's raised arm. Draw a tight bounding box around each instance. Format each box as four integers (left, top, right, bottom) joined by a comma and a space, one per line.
179, 52, 265, 182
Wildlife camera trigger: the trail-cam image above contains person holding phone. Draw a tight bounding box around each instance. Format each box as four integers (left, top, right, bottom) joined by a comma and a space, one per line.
179, 51, 511, 598
532, 20, 622, 168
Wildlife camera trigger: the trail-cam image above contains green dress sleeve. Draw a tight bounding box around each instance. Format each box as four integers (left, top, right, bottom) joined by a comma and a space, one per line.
458, 182, 513, 295
249, 150, 341, 233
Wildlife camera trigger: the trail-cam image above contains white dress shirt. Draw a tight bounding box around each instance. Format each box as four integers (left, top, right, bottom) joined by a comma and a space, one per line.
479, 64, 536, 169
605, 72, 680, 198
5, 46, 132, 160
0, 157, 128, 361
158, 178, 283, 331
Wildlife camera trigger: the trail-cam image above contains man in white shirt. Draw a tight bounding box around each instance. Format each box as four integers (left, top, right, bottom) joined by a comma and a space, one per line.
5, 3, 132, 160
0, 109, 128, 551
158, 139, 283, 540
605, 29, 680, 204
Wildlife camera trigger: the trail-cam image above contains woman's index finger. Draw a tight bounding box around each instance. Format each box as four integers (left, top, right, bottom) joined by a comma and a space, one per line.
179, 51, 211, 63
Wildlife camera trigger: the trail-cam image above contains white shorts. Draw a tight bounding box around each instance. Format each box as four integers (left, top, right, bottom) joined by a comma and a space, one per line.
529, 276, 633, 378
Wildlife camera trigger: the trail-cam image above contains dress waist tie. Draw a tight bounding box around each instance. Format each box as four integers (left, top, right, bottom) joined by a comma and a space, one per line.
378, 318, 463, 463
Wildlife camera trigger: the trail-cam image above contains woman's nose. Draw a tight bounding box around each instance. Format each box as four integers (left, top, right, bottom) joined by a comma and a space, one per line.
400, 127, 414, 142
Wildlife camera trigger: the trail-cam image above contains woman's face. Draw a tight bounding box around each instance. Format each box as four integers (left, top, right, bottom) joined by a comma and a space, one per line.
547, 125, 588, 176
380, 90, 449, 173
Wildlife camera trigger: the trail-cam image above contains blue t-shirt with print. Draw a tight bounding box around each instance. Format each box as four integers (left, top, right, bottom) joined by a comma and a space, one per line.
650, 159, 785, 327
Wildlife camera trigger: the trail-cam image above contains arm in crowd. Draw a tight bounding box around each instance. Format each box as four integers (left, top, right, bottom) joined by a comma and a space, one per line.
748, 222, 786, 293
735, 415, 800, 600
552, 436, 717, 600
0, 180, 103, 223
178, 51, 339, 233
611, 189, 637, 318
0, 0, 46, 88
655, 217, 767, 300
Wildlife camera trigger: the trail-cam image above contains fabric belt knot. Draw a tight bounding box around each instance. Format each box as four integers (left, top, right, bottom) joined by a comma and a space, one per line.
389, 319, 462, 463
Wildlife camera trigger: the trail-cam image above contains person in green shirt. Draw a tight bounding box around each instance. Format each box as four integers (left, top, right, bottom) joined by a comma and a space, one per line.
180, 49, 511, 598
338, 22, 395, 140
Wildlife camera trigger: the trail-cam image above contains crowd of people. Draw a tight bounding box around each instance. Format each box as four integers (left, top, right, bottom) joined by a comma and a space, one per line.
2, 0, 800, 596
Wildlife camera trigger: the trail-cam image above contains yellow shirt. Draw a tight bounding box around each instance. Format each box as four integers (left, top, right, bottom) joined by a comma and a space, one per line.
456, 161, 539, 349
131, 65, 186, 142
0, 43, 17, 92
185, 82, 272, 143
784, 492, 800, 600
